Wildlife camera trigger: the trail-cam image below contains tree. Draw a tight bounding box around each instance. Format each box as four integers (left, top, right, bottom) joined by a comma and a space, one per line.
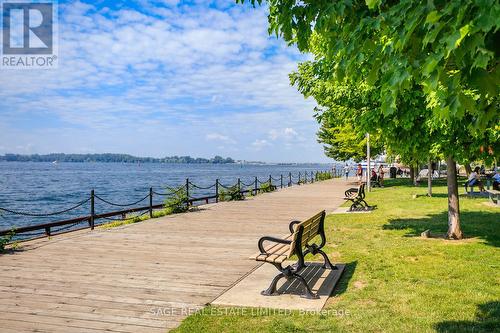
239, 0, 499, 239
317, 122, 383, 162
291, 61, 434, 184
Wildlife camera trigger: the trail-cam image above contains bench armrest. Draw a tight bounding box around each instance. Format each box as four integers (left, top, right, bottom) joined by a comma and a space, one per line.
258, 236, 292, 254
288, 220, 301, 233
345, 188, 358, 196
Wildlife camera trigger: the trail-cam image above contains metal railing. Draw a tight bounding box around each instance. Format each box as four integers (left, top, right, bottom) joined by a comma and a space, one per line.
0, 169, 339, 241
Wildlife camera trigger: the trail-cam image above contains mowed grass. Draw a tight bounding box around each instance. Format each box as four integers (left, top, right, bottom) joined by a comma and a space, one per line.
172, 179, 500, 333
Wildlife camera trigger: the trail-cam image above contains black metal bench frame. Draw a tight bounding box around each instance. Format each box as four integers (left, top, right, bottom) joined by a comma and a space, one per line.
257, 211, 336, 299
344, 183, 371, 211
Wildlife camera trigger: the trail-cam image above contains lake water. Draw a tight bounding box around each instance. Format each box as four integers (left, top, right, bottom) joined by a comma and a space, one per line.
0, 162, 336, 231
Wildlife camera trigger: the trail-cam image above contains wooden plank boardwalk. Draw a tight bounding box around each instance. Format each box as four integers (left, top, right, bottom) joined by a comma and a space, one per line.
0, 179, 348, 332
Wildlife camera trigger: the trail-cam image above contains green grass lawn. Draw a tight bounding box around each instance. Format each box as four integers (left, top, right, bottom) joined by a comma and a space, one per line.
172, 179, 499, 333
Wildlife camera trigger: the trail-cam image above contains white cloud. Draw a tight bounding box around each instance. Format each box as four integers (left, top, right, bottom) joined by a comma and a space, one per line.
206, 133, 236, 144
284, 127, 298, 137
269, 127, 302, 141
0, 1, 329, 163
251, 139, 271, 150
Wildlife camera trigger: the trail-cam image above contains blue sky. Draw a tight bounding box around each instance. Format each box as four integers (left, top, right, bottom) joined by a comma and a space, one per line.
0, 0, 331, 163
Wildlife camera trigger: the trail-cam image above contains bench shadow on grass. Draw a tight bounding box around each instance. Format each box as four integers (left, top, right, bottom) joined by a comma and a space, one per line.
382, 211, 500, 247
331, 261, 357, 297
434, 301, 500, 333
272, 261, 356, 298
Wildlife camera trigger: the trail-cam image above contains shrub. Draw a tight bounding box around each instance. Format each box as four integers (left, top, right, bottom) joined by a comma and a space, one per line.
315, 171, 333, 181
260, 182, 276, 193
219, 185, 245, 201
0, 230, 17, 253
164, 186, 189, 214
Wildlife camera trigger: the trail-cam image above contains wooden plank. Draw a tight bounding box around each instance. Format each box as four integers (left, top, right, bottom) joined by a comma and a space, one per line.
0, 179, 348, 332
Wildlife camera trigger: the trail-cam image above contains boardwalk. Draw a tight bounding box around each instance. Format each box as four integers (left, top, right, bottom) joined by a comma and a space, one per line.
0, 179, 348, 332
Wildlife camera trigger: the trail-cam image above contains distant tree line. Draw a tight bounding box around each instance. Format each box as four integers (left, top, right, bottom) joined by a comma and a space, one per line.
0, 153, 235, 164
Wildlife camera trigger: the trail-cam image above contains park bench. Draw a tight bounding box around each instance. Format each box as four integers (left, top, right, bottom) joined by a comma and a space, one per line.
344, 183, 371, 211
250, 210, 335, 299
370, 177, 381, 188
486, 190, 500, 206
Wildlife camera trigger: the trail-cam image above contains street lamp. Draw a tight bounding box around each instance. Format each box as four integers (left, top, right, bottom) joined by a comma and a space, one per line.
366, 133, 371, 192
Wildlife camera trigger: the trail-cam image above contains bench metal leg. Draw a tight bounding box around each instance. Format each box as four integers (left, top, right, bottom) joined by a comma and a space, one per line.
360, 199, 371, 210
318, 249, 336, 270
350, 201, 363, 211
304, 245, 336, 270
261, 272, 285, 296
292, 273, 319, 299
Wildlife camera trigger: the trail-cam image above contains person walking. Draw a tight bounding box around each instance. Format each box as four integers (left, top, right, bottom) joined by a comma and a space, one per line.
344, 163, 350, 181
378, 165, 385, 187
356, 164, 363, 184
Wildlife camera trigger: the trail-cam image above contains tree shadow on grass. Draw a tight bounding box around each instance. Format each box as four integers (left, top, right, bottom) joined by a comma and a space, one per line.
434, 301, 500, 333
410, 193, 487, 198
382, 178, 463, 188
382, 211, 500, 247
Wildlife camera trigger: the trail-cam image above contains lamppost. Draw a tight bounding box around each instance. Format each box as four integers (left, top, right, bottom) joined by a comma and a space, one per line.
366, 133, 371, 192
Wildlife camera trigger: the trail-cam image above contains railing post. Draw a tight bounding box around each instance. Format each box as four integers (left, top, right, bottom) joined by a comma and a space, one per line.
149, 187, 153, 218
289, 172, 292, 186
237, 178, 241, 194
269, 175, 272, 188
254, 176, 258, 195
90, 189, 95, 230
215, 179, 219, 203
186, 178, 190, 207
280, 174, 283, 188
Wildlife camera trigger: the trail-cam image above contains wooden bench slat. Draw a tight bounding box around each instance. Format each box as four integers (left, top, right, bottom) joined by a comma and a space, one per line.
289, 211, 324, 255
300, 217, 322, 247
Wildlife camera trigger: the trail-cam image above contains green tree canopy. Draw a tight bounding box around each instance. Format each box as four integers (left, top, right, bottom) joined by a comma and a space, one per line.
239, 0, 500, 239
242, 0, 499, 127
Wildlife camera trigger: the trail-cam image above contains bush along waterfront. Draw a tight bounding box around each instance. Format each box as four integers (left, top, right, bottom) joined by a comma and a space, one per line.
219, 185, 246, 202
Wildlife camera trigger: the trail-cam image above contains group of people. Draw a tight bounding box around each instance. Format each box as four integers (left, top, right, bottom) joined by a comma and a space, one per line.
343, 163, 385, 187
468, 166, 500, 191
343, 163, 500, 191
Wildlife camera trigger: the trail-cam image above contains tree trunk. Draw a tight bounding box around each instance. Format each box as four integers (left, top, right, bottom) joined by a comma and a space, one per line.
464, 163, 472, 177
427, 158, 432, 197
446, 156, 463, 239
413, 164, 419, 186
409, 166, 415, 185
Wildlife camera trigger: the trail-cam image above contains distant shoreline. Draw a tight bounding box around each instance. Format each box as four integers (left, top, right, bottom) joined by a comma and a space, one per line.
0, 153, 236, 164
0, 154, 330, 165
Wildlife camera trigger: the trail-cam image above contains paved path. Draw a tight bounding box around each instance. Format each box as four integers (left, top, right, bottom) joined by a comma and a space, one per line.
0, 179, 348, 332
